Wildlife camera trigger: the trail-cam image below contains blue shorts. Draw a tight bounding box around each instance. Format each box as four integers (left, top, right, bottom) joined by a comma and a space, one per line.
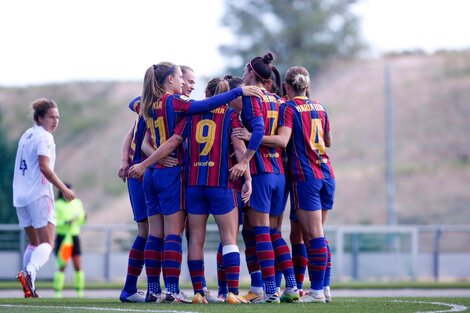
290, 178, 335, 221
186, 186, 237, 215
250, 173, 286, 216
143, 166, 185, 216
127, 178, 147, 222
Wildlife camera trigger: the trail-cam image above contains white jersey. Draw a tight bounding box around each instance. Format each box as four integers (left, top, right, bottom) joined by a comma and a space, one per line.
13, 125, 56, 207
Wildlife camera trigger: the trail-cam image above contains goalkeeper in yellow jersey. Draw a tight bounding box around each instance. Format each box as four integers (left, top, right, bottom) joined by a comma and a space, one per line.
53, 183, 86, 298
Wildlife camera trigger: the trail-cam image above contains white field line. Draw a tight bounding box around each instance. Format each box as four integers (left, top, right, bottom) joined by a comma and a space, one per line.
0, 300, 467, 313
0, 304, 198, 313
391, 300, 468, 313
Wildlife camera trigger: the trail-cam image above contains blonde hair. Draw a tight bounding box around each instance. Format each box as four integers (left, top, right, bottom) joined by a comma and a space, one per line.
285, 66, 310, 94
214, 80, 229, 95
205, 77, 229, 97
141, 62, 176, 119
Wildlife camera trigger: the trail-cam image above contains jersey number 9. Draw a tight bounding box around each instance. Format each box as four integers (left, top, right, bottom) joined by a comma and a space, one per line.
195, 120, 216, 156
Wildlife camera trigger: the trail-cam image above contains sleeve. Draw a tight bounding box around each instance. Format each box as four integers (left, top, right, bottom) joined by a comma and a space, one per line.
278, 104, 294, 129
242, 95, 263, 121
319, 103, 330, 133
129, 96, 141, 113
37, 133, 54, 158
230, 111, 243, 129
173, 88, 244, 114
174, 116, 189, 139
323, 110, 330, 133
241, 96, 264, 151
247, 117, 264, 151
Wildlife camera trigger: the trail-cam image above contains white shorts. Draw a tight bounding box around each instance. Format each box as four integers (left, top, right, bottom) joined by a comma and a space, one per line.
16, 196, 56, 228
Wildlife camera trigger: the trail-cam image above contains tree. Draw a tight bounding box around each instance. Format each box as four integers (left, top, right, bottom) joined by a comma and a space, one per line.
0, 114, 17, 224
220, 0, 365, 76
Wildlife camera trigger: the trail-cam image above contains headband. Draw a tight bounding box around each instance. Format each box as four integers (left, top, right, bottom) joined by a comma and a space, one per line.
249, 61, 268, 80
158, 64, 176, 85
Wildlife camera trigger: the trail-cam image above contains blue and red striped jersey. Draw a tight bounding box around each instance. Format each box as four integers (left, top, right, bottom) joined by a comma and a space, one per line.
279, 96, 335, 181
145, 88, 247, 168
240, 95, 265, 152
146, 93, 188, 168
174, 106, 243, 188
128, 97, 147, 165
249, 89, 285, 175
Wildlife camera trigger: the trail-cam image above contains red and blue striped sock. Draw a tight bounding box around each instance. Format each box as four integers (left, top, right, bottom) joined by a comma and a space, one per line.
253, 226, 276, 295
222, 244, 240, 295
163, 234, 183, 294
241, 228, 263, 289
271, 228, 296, 288
292, 243, 308, 290
217, 242, 228, 296
123, 236, 146, 293
188, 259, 205, 295
144, 235, 163, 295
308, 237, 327, 291
324, 239, 331, 288
275, 261, 283, 289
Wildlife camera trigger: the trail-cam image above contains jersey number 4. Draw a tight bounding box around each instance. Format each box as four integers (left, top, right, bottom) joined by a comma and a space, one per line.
20, 159, 28, 175
310, 118, 325, 154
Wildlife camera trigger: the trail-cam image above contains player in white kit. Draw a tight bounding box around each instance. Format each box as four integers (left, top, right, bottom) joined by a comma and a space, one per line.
13, 98, 75, 298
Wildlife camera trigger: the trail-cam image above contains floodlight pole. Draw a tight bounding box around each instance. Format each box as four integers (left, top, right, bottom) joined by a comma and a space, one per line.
384, 64, 396, 226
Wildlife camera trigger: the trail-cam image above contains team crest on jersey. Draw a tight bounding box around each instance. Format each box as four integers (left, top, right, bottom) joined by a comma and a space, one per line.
178, 95, 191, 102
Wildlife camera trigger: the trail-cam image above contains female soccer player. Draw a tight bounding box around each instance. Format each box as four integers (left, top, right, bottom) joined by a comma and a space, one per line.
234, 52, 298, 303
178, 67, 223, 303
256, 66, 335, 303
202, 76, 250, 303
118, 98, 152, 303
122, 98, 180, 303
14, 98, 75, 298
180, 65, 196, 97
129, 77, 252, 305
128, 62, 262, 303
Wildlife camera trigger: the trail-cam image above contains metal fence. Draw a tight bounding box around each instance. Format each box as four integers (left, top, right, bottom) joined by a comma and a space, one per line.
1, 224, 469, 282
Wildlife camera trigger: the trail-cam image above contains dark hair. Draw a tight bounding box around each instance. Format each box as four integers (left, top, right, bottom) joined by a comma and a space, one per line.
141, 62, 176, 119
285, 66, 310, 94
32, 98, 57, 123
57, 183, 73, 200
281, 82, 287, 98
267, 66, 282, 96
223, 75, 244, 90
247, 52, 275, 82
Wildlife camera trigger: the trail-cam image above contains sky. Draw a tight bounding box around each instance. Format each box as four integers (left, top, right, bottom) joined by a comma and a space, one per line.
1, 0, 469, 89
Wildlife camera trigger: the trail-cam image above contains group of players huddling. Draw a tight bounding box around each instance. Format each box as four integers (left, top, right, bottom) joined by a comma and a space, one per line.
118, 52, 335, 304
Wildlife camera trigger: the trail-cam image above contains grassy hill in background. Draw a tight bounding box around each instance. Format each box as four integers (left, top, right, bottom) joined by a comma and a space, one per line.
1, 51, 469, 225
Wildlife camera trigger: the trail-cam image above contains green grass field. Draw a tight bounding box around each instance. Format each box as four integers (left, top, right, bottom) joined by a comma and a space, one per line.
0, 298, 469, 313
2, 280, 470, 290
